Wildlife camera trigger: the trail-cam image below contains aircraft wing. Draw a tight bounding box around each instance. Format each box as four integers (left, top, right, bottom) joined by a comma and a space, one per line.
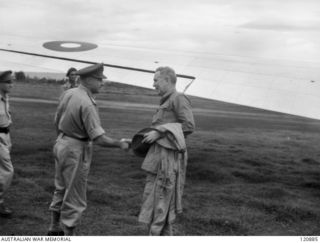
1, 35, 320, 120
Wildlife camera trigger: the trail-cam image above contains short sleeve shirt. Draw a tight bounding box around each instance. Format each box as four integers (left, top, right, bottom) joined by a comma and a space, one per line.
55, 85, 105, 140
0, 94, 12, 128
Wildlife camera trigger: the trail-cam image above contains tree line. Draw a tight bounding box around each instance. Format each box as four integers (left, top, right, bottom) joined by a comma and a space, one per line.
14, 71, 65, 84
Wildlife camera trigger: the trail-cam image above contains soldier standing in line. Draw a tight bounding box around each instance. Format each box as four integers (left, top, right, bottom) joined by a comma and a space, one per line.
0, 70, 14, 218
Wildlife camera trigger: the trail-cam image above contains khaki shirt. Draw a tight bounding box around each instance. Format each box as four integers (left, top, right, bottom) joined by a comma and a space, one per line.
152, 90, 195, 136
0, 94, 12, 128
55, 85, 105, 141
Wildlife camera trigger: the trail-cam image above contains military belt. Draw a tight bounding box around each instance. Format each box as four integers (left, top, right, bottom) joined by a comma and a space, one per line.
0, 127, 9, 134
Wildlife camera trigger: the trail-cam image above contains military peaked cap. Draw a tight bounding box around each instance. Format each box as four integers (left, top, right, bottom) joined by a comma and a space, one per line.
76, 63, 106, 79
0, 71, 13, 83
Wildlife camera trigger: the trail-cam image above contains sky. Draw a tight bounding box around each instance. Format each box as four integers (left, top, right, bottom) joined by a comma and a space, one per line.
1, 0, 320, 62
1, 0, 320, 119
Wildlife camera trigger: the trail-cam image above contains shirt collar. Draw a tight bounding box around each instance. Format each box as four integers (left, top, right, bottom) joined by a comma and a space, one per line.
160, 88, 176, 105
78, 84, 96, 105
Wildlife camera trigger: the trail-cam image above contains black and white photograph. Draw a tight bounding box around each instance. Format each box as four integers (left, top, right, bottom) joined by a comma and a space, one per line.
0, 0, 320, 239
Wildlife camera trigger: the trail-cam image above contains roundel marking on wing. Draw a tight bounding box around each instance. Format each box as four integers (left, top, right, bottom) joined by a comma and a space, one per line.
43, 41, 98, 52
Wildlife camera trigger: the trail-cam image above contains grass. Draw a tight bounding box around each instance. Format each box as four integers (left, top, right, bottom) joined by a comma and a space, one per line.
0, 81, 320, 235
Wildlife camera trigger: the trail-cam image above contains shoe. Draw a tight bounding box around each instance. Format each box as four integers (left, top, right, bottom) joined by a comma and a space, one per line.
64, 226, 76, 236
47, 230, 65, 236
0, 204, 13, 218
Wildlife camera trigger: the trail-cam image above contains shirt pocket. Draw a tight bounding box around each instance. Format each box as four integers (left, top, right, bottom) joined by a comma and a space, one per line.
152, 103, 171, 124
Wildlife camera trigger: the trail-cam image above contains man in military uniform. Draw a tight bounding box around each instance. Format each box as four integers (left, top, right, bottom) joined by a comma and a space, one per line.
47, 63, 129, 236
0, 71, 14, 218
138, 66, 195, 235
63, 67, 78, 90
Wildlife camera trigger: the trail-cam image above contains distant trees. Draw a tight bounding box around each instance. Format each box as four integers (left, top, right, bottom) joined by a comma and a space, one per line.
15, 71, 26, 81
27, 76, 64, 84
13, 71, 65, 84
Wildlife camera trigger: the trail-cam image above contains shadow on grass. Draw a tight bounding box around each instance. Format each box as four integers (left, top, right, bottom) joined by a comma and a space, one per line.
231, 170, 275, 183
178, 214, 249, 235
247, 200, 319, 223
187, 166, 231, 183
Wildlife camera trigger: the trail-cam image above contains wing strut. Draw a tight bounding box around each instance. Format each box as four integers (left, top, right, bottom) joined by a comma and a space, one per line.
0, 48, 196, 80
183, 78, 195, 93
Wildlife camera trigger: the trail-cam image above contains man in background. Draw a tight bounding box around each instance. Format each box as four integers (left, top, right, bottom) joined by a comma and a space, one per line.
0, 71, 14, 218
63, 67, 78, 90
138, 66, 195, 235
47, 63, 129, 236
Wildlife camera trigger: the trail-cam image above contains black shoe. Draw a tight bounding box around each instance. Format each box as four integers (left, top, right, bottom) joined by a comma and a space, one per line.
0, 204, 13, 218
47, 230, 65, 236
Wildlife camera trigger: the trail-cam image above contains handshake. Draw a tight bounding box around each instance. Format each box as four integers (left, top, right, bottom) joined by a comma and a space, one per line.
118, 128, 161, 156
119, 138, 132, 151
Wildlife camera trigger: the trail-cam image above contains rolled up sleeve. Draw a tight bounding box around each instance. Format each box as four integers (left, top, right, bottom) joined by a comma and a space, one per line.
82, 105, 105, 140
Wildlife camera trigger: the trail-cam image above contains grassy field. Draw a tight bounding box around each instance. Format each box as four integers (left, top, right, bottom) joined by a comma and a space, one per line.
0, 81, 320, 235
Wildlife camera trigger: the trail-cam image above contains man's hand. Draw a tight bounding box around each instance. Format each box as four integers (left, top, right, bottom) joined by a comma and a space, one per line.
120, 138, 132, 151
142, 130, 161, 144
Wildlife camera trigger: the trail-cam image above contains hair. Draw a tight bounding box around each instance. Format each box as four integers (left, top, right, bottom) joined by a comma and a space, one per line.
66, 67, 77, 77
155, 66, 177, 84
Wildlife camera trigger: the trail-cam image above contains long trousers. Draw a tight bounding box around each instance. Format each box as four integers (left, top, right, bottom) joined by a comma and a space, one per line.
49, 135, 92, 227
0, 133, 12, 204
139, 172, 176, 236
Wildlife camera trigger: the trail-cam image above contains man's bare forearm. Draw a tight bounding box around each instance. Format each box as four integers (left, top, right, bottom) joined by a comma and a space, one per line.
94, 134, 122, 148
